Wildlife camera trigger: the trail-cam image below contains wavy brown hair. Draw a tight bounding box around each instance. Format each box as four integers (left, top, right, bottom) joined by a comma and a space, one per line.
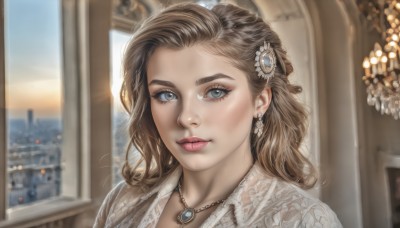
121, 3, 317, 190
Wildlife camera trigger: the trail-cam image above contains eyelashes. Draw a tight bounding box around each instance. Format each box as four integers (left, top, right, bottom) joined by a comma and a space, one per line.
151, 89, 177, 104
150, 84, 232, 104
203, 84, 231, 101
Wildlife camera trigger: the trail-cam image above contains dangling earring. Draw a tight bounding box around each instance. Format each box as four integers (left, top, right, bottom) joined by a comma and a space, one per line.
254, 113, 264, 138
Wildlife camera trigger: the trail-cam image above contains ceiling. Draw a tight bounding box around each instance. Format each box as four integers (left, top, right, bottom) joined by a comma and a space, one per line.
112, 0, 305, 32
253, 0, 304, 22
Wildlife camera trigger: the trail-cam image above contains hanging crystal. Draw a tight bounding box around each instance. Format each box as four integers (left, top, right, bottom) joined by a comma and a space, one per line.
361, 0, 400, 120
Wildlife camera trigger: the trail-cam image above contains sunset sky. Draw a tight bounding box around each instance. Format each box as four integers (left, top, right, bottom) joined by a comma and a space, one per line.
5, 0, 62, 119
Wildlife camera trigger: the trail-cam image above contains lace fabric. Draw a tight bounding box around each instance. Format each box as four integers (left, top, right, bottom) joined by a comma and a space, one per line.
93, 163, 342, 228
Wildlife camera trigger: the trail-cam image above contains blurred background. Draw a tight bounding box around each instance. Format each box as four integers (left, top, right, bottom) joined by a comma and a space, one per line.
0, 0, 400, 227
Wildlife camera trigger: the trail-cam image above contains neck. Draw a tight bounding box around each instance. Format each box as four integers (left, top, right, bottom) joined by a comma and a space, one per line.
179, 147, 254, 209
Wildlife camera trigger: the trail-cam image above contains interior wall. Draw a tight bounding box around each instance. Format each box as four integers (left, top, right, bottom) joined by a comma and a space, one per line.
73, 0, 113, 226
304, 0, 364, 227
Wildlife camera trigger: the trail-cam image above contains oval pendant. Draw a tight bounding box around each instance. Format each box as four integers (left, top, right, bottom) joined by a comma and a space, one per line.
177, 208, 195, 224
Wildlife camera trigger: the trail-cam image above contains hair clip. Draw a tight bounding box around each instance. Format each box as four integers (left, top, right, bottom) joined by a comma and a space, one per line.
255, 41, 276, 80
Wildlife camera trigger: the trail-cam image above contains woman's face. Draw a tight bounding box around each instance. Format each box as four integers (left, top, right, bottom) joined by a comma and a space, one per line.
147, 45, 257, 172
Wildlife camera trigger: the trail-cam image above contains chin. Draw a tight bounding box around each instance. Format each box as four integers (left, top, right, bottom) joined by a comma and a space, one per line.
179, 159, 217, 172
181, 163, 210, 172
183, 156, 231, 173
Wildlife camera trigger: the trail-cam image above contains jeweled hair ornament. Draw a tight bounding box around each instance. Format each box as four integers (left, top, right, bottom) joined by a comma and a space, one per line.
255, 41, 276, 80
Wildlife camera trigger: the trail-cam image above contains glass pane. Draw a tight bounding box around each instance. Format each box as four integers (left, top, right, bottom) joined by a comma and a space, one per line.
5, 0, 63, 208
110, 30, 131, 186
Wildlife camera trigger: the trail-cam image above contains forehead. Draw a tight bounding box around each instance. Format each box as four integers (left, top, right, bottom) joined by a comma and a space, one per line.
146, 45, 246, 82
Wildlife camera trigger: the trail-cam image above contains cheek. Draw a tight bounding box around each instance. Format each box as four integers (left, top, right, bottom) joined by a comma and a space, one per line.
207, 93, 254, 131
151, 101, 177, 135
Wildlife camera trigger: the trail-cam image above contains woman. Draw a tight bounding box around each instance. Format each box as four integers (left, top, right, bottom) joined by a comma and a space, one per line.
94, 3, 342, 227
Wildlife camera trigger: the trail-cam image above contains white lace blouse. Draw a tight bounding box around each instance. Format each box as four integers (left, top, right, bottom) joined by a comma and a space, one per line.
94, 163, 342, 227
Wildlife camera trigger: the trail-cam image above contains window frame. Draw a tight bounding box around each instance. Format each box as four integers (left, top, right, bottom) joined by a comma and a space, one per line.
0, 0, 7, 221
0, 0, 113, 226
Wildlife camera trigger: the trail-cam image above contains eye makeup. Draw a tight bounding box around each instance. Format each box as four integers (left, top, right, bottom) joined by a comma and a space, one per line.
149, 82, 233, 104
151, 89, 178, 104
201, 84, 232, 102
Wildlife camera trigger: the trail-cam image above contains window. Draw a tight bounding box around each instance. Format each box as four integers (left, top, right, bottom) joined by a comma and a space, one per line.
5, 0, 63, 208
0, 0, 125, 226
110, 30, 133, 186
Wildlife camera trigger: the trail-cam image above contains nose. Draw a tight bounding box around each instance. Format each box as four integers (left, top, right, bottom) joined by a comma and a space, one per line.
177, 99, 201, 128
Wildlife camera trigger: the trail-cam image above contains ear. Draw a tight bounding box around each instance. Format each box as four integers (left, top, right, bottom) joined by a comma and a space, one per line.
253, 87, 272, 117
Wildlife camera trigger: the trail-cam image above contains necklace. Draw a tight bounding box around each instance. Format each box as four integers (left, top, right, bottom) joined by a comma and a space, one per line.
176, 180, 225, 226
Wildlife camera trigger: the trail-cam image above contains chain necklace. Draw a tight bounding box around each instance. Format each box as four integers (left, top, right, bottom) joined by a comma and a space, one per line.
176, 180, 225, 227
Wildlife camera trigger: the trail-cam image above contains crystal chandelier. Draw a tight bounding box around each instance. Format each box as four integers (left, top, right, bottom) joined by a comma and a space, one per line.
361, 0, 400, 120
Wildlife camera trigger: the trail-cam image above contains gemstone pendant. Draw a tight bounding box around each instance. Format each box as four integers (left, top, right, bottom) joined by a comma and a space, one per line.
177, 208, 195, 224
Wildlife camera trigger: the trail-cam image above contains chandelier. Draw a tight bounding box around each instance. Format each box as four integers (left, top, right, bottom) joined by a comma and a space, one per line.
361, 0, 400, 120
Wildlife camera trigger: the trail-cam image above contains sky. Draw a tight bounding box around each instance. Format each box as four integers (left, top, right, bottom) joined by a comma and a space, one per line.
5, 0, 62, 119
5, 0, 131, 119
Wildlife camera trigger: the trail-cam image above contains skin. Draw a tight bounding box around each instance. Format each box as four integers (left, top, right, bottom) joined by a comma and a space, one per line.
147, 45, 271, 227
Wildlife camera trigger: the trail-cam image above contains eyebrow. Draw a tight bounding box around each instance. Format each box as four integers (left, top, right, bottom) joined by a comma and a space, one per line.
148, 73, 234, 87
148, 79, 176, 88
195, 73, 234, 86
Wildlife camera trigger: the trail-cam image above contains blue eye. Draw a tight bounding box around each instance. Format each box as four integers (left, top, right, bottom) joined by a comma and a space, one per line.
156, 91, 177, 102
204, 88, 231, 101
207, 89, 226, 99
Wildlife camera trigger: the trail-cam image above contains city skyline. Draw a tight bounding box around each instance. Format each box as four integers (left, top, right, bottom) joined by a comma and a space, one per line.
7, 108, 62, 208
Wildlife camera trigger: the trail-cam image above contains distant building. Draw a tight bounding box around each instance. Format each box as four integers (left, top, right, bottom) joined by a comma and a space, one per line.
8, 144, 61, 207
27, 109, 34, 131
7, 117, 62, 208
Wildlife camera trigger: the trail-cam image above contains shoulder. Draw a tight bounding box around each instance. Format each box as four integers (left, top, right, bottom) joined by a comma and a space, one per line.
300, 200, 342, 227
103, 181, 132, 202
100, 181, 136, 209
229, 164, 342, 227
93, 168, 182, 227
263, 180, 342, 227
93, 181, 144, 228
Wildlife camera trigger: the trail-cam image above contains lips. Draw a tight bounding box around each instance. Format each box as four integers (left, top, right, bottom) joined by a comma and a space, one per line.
177, 137, 210, 152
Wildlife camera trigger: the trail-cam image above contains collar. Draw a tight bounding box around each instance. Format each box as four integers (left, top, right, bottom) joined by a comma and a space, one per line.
221, 163, 277, 226
136, 162, 276, 226
138, 166, 182, 202
105, 167, 182, 226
